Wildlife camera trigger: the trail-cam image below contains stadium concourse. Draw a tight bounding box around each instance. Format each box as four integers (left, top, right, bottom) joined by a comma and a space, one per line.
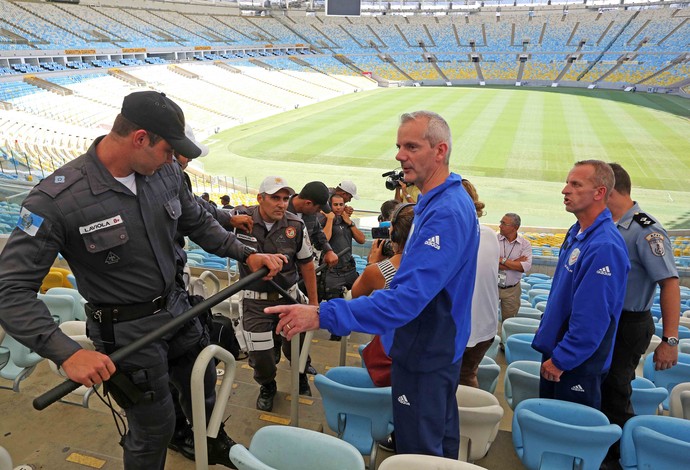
1, 0, 690, 469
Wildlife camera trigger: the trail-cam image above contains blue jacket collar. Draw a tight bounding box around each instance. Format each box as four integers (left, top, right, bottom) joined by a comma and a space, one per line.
569, 208, 614, 242
415, 173, 462, 213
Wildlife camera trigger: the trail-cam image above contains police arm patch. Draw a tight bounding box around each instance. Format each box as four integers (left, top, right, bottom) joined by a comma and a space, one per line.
644, 232, 665, 257
17, 207, 44, 236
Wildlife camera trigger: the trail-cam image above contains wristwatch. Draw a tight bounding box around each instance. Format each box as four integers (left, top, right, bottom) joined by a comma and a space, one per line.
662, 336, 679, 347
348, 222, 356, 228
241, 245, 258, 262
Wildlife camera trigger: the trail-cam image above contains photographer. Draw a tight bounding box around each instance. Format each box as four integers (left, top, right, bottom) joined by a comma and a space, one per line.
318, 193, 365, 340
384, 168, 419, 203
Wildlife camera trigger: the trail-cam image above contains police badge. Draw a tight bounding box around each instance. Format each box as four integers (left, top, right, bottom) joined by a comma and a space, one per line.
644, 232, 665, 257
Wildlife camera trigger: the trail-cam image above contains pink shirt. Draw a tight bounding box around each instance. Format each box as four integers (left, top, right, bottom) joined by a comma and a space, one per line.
497, 233, 533, 286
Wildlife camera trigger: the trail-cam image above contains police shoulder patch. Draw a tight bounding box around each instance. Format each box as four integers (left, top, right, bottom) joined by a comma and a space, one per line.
644, 232, 665, 257
37, 167, 82, 199
632, 212, 656, 228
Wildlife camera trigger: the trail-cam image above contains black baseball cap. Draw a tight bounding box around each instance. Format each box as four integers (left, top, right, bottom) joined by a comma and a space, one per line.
121, 91, 202, 158
299, 181, 331, 213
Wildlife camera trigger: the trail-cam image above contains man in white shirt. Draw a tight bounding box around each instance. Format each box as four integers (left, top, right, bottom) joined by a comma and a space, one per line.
497, 213, 532, 320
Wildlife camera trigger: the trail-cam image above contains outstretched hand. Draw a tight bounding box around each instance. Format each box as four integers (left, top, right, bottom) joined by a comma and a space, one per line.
264, 304, 320, 341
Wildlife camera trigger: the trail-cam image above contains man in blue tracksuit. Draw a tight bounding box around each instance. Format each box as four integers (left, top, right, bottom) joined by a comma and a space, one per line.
532, 160, 629, 409
266, 111, 480, 459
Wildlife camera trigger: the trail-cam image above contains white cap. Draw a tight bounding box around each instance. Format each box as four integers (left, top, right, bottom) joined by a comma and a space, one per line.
259, 176, 295, 195
337, 180, 359, 199
184, 123, 209, 158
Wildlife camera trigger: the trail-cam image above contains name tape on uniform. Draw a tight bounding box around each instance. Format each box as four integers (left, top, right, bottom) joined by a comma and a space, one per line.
79, 216, 123, 234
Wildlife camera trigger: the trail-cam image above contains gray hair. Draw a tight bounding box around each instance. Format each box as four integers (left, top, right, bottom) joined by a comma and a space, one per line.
400, 111, 452, 164
505, 213, 521, 227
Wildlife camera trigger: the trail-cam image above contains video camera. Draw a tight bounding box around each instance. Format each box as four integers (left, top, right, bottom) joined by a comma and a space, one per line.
370, 221, 395, 258
382, 170, 409, 191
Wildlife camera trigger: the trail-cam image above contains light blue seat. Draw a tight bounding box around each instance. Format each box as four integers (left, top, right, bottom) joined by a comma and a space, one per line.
505, 333, 540, 365
501, 317, 540, 344
530, 283, 552, 291
0, 333, 44, 392
535, 301, 548, 312
619, 415, 690, 470
504, 361, 541, 410
527, 289, 550, 305
517, 306, 542, 321
477, 356, 500, 394
229, 425, 365, 470
314, 367, 393, 460
45, 287, 87, 321
513, 398, 621, 470
531, 294, 550, 308
630, 376, 667, 415
37, 293, 76, 325
526, 273, 551, 280
643, 353, 690, 409
655, 323, 690, 340
483, 335, 501, 361
379, 454, 485, 469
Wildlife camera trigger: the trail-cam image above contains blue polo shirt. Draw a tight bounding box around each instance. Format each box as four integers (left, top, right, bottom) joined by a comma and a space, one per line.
319, 173, 479, 372
532, 208, 629, 375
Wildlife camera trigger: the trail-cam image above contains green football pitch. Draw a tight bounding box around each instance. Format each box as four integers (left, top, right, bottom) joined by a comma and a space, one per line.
202, 86, 690, 229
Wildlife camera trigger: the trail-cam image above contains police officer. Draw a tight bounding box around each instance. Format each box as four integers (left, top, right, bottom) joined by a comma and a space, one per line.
601, 163, 680, 466
288, 181, 338, 267
233, 176, 319, 412
0, 91, 285, 470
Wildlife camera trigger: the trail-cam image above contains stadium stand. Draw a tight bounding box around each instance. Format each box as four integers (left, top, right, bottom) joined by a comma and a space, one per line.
0, 3, 689, 467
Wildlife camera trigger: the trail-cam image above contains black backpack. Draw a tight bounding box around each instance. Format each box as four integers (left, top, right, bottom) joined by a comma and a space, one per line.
188, 293, 245, 360
209, 313, 245, 360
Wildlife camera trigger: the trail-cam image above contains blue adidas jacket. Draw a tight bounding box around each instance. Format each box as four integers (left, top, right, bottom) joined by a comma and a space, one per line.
319, 173, 479, 372
532, 209, 629, 374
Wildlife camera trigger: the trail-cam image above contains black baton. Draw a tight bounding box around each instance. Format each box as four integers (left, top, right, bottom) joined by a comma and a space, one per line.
33, 268, 269, 411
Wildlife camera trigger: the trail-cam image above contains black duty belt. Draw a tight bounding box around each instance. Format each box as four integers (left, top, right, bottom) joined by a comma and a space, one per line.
620, 309, 652, 318
85, 296, 166, 324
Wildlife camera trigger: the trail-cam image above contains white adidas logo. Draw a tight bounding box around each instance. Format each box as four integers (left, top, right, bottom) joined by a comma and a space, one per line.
397, 394, 411, 406
571, 384, 585, 393
424, 235, 440, 250
596, 266, 612, 276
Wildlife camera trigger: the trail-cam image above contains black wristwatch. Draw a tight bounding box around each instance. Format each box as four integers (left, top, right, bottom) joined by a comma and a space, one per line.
349, 222, 356, 228
662, 336, 679, 347
241, 245, 258, 262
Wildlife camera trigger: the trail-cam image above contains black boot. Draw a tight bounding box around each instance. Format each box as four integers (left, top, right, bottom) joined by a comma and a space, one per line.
207, 423, 237, 468
299, 373, 312, 396
168, 422, 195, 461
256, 380, 277, 412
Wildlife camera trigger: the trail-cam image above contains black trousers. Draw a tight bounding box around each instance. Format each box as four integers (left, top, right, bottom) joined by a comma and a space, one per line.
600, 311, 655, 461
601, 311, 655, 427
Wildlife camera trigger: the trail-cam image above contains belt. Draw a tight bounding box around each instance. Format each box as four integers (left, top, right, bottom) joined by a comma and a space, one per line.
499, 283, 519, 290
85, 296, 165, 324
620, 309, 652, 318
243, 290, 282, 301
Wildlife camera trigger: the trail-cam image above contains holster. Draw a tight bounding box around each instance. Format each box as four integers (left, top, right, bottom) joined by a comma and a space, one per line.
104, 370, 144, 409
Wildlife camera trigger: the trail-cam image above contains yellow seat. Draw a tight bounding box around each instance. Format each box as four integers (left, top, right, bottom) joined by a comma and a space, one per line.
40, 272, 64, 293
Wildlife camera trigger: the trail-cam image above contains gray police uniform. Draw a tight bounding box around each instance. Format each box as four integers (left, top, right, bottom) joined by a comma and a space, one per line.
0, 138, 252, 470
601, 202, 678, 429
317, 214, 358, 300
233, 205, 314, 385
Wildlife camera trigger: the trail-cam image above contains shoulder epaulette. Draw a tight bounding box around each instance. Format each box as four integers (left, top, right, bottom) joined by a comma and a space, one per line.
36, 167, 82, 199
632, 212, 656, 228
